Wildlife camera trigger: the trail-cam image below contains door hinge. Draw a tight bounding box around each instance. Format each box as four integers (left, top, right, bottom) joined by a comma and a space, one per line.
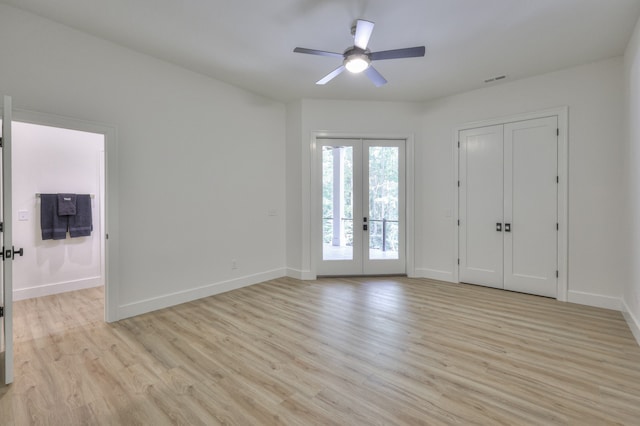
556, 270, 559, 278
457, 219, 460, 226
556, 175, 559, 183
458, 258, 460, 265
556, 128, 559, 136
0, 222, 3, 232
0, 306, 3, 317
457, 180, 460, 187
458, 141, 460, 148
0, 136, 3, 147
556, 223, 559, 230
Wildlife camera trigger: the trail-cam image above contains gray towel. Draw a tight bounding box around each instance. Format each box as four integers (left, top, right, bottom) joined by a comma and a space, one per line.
57, 193, 77, 215
40, 194, 68, 240
69, 194, 93, 238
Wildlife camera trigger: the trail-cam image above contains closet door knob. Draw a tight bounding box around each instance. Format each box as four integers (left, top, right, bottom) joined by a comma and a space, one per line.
12, 246, 24, 258
505, 223, 511, 232
496, 223, 502, 232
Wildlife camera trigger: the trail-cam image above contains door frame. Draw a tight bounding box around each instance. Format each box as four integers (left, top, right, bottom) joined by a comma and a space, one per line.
453, 107, 568, 301
6, 107, 120, 322
310, 132, 415, 278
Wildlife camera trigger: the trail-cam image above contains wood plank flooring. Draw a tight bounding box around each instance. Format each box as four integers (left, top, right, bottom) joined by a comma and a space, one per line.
2, 276, 640, 425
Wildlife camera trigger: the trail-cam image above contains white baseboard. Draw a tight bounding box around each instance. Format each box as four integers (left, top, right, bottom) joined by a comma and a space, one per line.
286, 268, 315, 280
622, 298, 640, 347
117, 268, 286, 320
567, 290, 622, 311
415, 268, 455, 282
13, 277, 103, 301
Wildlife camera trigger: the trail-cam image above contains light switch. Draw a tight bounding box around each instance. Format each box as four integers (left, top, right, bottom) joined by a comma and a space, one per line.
18, 210, 29, 221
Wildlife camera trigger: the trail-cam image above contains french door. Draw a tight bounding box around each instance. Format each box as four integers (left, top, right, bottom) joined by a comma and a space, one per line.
458, 116, 558, 298
317, 138, 405, 276
1, 95, 14, 385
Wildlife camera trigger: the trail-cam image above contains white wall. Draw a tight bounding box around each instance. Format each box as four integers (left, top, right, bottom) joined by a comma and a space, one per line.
12, 122, 104, 300
286, 99, 423, 278
0, 3, 630, 321
420, 57, 626, 309
287, 58, 626, 310
285, 100, 303, 278
0, 4, 286, 319
624, 15, 640, 343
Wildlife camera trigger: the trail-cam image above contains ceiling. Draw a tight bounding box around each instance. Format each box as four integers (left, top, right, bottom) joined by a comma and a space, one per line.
3, 0, 640, 102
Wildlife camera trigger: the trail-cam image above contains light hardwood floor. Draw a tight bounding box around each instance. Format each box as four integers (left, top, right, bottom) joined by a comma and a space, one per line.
2, 277, 640, 425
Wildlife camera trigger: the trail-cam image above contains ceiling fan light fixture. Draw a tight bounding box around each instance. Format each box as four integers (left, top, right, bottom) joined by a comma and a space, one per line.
344, 54, 370, 73
293, 19, 426, 86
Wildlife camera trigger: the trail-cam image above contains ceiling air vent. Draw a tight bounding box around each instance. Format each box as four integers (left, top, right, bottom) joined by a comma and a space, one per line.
484, 75, 506, 83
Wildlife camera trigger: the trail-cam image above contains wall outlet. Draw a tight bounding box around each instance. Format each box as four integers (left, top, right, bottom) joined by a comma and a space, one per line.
231, 259, 238, 269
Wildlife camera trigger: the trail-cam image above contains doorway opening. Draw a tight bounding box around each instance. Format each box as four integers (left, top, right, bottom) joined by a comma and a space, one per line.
13, 121, 106, 306
0, 114, 111, 322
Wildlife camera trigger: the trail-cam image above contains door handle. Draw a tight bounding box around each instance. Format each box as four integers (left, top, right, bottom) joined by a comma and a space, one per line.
363, 224, 368, 231
505, 223, 511, 232
496, 223, 502, 232
13, 246, 24, 257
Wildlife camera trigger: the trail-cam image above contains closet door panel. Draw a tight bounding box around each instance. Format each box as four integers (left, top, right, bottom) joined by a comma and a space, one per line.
504, 117, 558, 297
459, 125, 504, 288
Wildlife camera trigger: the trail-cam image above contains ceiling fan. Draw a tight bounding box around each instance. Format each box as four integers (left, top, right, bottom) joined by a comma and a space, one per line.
294, 19, 425, 87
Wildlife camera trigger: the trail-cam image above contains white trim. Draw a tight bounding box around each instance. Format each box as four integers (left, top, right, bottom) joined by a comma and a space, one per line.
406, 137, 416, 277
11, 108, 119, 322
622, 298, 640, 347
453, 107, 569, 302
13, 277, 102, 301
415, 268, 455, 282
118, 268, 286, 320
567, 290, 622, 311
309, 131, 415, 277
286, 268, 316, 280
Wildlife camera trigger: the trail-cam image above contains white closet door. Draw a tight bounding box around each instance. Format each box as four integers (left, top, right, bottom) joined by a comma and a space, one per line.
459, 125, 504, 288
504, 117, 558, 297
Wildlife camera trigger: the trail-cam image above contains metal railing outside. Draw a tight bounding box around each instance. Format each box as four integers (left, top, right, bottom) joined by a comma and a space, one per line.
323, 217, 398, 251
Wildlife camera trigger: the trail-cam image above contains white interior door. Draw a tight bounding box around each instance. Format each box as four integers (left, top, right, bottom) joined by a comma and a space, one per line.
459, 125, 504, 288
1, 95, 14, 385
504, 117, 558, 297
318, 138, 405, 276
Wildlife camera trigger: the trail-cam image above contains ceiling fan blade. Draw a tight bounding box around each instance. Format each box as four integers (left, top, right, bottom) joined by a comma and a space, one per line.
294, 47, 343, 58
364, 66, 387, 87
370, 46, 426, 61
316, 65, 346, 85
354, 19, 375, 50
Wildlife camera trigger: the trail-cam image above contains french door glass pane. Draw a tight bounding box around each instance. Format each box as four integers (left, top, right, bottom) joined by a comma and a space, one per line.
322, 145, 353, 260
369, 146, 399, 260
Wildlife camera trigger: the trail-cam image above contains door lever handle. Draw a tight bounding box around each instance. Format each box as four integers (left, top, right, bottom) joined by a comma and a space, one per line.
496, 223, 502, 232
505, 223, 511, 232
